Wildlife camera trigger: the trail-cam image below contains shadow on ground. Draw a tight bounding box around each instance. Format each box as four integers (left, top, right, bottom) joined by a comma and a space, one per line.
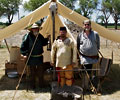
73, 64, 120, 95
0, 75, 19, 90
101, 64, 120, 95
0, 74, 51, 93
0, 64, 120, 95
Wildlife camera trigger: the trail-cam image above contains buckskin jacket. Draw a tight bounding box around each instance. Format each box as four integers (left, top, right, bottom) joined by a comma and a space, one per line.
51, 37, 77, 68
20, 32, 48, 66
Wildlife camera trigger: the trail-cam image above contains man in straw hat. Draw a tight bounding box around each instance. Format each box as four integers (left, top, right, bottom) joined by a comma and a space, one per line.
20, 23, 49, 89
51, 26, 77, 87
77, 19, 100, 91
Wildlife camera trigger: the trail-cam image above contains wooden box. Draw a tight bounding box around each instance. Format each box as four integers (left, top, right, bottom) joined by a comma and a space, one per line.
5, 61, 17, 75
17, 59, 26, 75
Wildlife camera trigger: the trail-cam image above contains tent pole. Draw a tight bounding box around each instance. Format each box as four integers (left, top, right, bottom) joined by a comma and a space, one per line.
52, 11, 56, 81
51, 0, 56, 2
4, 39, 10, 53
52, 12, 55, 43
49, 0, 57, 81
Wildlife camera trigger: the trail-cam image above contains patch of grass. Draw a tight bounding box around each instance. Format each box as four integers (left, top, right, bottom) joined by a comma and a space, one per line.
0, 45, 7, 48
107, 26, 120, 29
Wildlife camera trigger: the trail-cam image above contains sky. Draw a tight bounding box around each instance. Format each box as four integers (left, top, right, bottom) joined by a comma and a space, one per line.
0, 0, 114, 23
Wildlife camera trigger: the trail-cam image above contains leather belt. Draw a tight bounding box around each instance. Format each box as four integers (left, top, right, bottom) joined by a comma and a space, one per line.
31, 54, 43, 57
80, 52, 99, 59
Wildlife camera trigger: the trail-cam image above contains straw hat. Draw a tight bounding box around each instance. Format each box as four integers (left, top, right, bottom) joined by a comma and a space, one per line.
27, 23, 42, 30
31, 23, 39, 29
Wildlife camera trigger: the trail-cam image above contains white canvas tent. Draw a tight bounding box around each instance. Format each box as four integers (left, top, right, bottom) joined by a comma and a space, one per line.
0, 0, 120, 43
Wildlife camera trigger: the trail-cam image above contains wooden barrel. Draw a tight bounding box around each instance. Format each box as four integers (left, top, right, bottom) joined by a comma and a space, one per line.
51, 82, 83, 100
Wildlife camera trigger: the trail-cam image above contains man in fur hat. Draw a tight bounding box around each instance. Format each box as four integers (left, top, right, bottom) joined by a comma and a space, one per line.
20, 23, 49, 89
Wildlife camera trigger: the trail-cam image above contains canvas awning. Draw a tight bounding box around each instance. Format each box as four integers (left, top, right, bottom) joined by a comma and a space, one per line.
0, 0, 120, 43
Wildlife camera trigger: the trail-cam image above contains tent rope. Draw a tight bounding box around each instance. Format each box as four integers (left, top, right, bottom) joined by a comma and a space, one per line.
12, 33, 39, 100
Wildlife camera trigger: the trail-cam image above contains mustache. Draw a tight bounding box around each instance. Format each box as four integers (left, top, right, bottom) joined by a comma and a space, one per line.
33, 31, 38, 34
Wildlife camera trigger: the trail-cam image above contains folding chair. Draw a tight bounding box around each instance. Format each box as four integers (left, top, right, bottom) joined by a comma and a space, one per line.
96, 53, 113, 93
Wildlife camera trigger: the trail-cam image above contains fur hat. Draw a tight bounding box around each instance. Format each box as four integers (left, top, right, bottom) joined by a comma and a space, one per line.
60, 27, 67, 31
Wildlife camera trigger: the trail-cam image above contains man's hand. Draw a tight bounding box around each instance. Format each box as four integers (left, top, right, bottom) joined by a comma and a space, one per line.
47, 34, 51, 38
71, 62, 76, 66
50, 63, 55, 67
45, 34, 50, 38
21, 55, 27, 62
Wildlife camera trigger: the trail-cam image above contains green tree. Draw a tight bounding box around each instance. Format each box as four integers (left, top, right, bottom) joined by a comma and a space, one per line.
59, 0, 76, 10
105, 0, 120, 29
0, 6, 5, 17
24, 0, 48, 11
0, 0, 22, 25
76, 0, 98, 18
23, 0, 48, 25
97, 0, 111, 28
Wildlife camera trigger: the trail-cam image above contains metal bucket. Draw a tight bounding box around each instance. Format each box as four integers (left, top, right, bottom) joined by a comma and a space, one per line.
7, 71, 18, 78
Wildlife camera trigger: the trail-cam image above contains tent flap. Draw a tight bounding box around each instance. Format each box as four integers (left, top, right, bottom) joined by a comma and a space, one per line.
0, 0, 120, 43
57, 1, 120, 43
0, 0, 51, 40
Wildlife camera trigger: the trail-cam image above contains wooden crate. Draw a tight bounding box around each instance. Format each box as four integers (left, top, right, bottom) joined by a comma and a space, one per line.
5, 61, 17, 75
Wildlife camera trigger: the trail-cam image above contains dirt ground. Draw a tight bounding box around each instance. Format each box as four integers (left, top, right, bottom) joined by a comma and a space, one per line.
0, 30, 120, 100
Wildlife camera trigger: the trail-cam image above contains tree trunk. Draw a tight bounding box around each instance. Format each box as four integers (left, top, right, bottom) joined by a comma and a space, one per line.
114, 20, 118, 29
114, 15, 118, 30
105, 22, 108, 28
8, 14, 14, 25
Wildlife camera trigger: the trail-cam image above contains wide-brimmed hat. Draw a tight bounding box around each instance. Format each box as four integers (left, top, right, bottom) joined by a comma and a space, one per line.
31, 23, 39, 29
27, 23, 42, 30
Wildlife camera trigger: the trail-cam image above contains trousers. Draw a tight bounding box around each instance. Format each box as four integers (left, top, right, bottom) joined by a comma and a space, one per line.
29, 64, 44, 88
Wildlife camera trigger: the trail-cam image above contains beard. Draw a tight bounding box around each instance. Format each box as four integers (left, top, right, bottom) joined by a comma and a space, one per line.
33, 31, 39, 36
85, 28, 90, 31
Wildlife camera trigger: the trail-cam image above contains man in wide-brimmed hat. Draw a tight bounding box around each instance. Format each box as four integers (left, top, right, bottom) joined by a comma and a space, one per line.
28, 23, 42, 32
20, 23, 49, 89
